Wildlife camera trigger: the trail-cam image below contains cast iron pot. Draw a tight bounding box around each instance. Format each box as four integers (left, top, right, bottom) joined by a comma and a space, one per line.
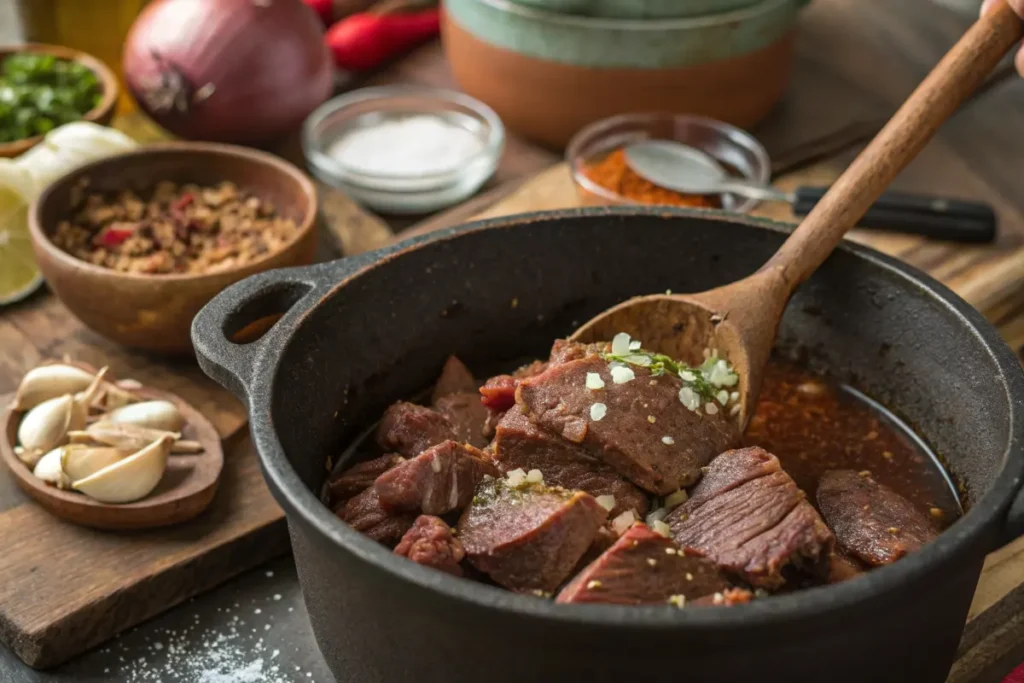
192, 208, 1024, 683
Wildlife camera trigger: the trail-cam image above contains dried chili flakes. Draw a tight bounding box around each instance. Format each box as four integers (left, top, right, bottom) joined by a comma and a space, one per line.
52, 180, 300, 275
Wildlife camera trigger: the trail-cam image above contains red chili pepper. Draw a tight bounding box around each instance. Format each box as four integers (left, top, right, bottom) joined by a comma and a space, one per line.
325, 8, 440, 71
97, 226, 135, 248
172, 192, 194, 212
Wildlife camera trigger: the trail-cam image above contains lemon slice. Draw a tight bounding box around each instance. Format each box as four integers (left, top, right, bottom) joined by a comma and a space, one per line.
0, 159, 43, 306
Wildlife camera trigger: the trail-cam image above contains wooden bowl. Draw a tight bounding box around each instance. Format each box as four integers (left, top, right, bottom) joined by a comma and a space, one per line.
28, 142, 319, 355
442, 0, 800, 148
0, 43, 119, 158
0, 366, 224, 530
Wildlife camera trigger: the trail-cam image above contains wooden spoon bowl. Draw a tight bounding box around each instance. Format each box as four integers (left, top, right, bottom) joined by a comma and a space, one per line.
0, 366, 224, 530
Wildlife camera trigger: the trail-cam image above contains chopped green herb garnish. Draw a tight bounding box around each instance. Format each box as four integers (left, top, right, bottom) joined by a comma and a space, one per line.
0, 53, 102, 143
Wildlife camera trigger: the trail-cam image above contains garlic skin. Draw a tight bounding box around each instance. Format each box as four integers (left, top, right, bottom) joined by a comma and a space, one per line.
33, 447, 71, 488
72, 434, 173, 504
69, 423, 202, 454
13, 364, 95, 411
17, 394, 74, 466
60, 445, 129, 482
101, 400, 184, 432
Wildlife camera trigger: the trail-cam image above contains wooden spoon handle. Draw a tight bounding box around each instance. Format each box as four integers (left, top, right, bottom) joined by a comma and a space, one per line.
761, 1, 1022, 290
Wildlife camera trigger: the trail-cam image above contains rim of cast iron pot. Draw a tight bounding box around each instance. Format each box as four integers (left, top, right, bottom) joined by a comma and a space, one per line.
253, 206, 1024, 630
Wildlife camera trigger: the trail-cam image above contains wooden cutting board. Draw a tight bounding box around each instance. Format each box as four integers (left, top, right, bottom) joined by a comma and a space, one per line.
401, 161, 1024, 683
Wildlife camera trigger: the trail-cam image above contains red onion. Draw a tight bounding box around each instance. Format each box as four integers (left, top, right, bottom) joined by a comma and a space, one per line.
123, 0, 334, 144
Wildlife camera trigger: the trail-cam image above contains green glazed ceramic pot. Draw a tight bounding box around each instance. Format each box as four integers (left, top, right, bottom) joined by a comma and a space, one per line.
508, 0, 766, 20
442, 0, 804, 146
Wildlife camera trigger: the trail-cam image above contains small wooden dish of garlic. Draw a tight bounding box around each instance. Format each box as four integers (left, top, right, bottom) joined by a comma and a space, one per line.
1, 360, 224, 530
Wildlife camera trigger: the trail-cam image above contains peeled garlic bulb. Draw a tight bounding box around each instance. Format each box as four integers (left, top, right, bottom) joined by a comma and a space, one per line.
17, 394, 74, 465
14, 364, 96, 411
33, 447, 71, 488
102, 400, 184, 432
72, 434, 173, 504
61, 445, 129, 481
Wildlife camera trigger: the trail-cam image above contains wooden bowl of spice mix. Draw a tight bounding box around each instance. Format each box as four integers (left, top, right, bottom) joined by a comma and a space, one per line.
566, 112, 771, 212
0, 43, 119, 158
28, 142, 318, 355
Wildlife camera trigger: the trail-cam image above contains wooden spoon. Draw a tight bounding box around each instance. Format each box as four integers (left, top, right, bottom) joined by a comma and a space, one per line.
572, 2, 1023, 428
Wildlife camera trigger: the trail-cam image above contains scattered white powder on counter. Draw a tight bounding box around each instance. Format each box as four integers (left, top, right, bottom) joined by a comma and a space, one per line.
328, 115, 486, 176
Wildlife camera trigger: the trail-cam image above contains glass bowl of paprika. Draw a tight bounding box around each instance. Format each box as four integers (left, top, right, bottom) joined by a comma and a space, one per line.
566, 112, 771, 213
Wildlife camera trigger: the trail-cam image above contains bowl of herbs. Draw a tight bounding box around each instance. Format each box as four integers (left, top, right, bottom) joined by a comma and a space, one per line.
0, 43, 119, 158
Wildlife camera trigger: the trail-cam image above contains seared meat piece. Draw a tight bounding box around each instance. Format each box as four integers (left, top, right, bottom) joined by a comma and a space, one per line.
429, 356, 490, 448
690, 588, 755, 608
458, 477, 607, 592
817, 469, 938, 567
827, 549, 866, 584
376, 401, 456, 458
548, 339, 607, 364
667, 447, 834, 589
556, 524, 731, 605
478, 360, 549, 412
434, 392, 490, 449
492, 409, 649, 517
431, 356, 477, 403
335, 488, 416, 547
327, 453, 405, 505
516, 353, 740, 494
375, 440, 499, 515
394, 515, 466, 577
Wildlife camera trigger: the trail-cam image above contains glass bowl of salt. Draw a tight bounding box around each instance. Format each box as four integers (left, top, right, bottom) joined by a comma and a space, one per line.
303, 85, 505, 214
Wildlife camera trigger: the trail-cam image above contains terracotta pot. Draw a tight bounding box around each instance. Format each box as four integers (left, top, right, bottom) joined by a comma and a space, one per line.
0, 43, 119, 158
29, 142, 319, 356
510, 0, 766, 19
443, 0, 801, 148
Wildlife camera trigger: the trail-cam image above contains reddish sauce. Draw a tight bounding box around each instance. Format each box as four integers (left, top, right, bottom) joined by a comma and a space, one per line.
746, 360, 961, 529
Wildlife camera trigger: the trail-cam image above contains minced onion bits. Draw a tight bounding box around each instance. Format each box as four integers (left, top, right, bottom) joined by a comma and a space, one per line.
584, 331, 740, 430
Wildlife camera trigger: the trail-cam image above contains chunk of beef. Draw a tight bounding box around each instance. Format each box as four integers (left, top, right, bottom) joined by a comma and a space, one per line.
667, 447, 834, 589
548, 339, 606, 364
375, 440, 499, 515
458, 477, 607, 592
690, 588, 755, 608
817, 469, 938, 567
827, 549, 866, 584
517, 355, 741, 494
556, 524, 731, 605
335, 488, 416, 547
431, 356, 477, 403
478, 360, 549, 413
492, 409, 649, 517
394, 515, 465, 577
434, 392, 490, 448
327, 453, 404, 506
376, 401, 456, 458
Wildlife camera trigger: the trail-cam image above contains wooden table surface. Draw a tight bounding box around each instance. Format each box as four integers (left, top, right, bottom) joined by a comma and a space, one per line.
2, 0, 1024, 680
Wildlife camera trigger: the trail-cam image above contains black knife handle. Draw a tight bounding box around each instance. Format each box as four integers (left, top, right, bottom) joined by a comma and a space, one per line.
792, 186, 997, 243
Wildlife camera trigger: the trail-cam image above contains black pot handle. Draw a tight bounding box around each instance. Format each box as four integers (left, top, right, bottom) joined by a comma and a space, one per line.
792, 187, 997, 243
1006, 486, 1024, 544
191, 261, 340, 403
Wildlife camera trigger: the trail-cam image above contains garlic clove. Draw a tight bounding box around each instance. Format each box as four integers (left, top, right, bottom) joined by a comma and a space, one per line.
72, 434, 173, 504
33, 446, 72, 488
101, 400, 185, 432
13, 364, 96, 411
76, 422, 179, 449
97, 380, 140, 411
60, 444, 130, 481
17, 394, 74, 465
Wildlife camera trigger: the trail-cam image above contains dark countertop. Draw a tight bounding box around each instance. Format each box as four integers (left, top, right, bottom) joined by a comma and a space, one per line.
0, 555, 332, 682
